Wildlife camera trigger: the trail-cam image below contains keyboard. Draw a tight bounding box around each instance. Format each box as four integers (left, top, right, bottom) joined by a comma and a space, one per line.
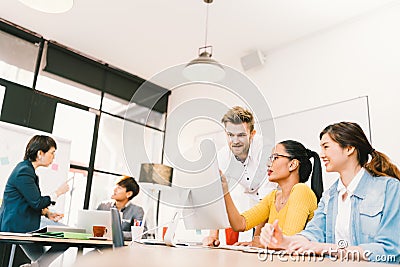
137, 239, 203, 247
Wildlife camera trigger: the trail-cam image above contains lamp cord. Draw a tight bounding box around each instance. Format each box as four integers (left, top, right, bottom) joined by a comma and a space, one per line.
129, 211, 195, 245
204, 1, 210, 47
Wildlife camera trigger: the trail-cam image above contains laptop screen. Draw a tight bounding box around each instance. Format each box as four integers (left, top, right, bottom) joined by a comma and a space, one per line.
76, 210, 112, 239
111, 208, 124, 248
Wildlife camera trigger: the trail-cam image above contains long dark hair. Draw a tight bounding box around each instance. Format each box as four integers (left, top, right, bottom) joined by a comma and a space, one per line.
24, 135, 57, 162
320, 122, 400, 179
279, 140, 323, 202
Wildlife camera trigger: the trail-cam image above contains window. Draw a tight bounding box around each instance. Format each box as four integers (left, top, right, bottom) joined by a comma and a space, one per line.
102, 93, 166, 130
0, 21, 169, 215
36, 73, 102, 109
0, 85, 5, 116
52, 103, 95, 166
36, 45, 102, 109
0, 30, 38, 88
95, 113, 164, 177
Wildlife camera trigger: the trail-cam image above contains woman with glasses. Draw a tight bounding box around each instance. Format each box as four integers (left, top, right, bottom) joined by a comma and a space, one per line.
259, 122, 400, 263
221, 140, 323, 247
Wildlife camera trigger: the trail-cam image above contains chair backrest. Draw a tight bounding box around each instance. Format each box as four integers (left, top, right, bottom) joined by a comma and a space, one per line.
110, 208, 124, 248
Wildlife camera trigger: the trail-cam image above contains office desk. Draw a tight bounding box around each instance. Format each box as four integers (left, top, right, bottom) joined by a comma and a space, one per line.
0, 234, 114, 267
0, 234, 114, 249
73, 243, 384, 267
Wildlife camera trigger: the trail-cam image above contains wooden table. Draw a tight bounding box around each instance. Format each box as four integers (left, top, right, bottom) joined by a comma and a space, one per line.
0, 233, 114, 266
0, 234, 113, 248
73, 243, 385, 267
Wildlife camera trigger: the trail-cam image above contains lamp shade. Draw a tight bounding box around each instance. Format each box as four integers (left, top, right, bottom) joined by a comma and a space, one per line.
139, 163, 173, 190
183, 51, 225, 82
19, 0, 73, 13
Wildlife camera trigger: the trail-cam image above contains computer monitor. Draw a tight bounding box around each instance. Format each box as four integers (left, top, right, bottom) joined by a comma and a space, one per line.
182, 178, 230, 230
161, 140, 230, 245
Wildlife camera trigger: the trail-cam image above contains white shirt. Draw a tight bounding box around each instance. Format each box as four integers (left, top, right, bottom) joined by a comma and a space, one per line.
335, 167, 365, 245
217, 135, 276, 242
217, 135, 277, 212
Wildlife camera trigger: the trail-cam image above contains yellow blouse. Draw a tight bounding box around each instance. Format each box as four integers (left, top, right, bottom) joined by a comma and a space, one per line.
241, 183, 317, 235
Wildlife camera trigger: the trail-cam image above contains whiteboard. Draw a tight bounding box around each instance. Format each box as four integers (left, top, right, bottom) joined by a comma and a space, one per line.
260, 96, 370, 189
0, 121, 71, 212
193, 96, 370, 190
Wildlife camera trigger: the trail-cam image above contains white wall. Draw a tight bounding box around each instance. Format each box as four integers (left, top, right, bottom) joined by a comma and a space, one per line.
243, 3, 400, 165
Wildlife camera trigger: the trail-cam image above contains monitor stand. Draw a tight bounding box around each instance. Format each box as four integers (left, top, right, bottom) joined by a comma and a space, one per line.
164, 188, 191, 246
163, 210, 182, 246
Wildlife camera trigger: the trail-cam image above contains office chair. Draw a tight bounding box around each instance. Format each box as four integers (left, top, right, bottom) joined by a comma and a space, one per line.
110, 208, 124, 248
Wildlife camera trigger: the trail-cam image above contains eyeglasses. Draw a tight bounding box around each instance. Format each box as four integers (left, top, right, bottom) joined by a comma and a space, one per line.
268, 153, 293, 163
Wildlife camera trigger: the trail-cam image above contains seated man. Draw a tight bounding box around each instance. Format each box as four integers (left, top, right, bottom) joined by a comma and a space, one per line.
97, 176, 146, 241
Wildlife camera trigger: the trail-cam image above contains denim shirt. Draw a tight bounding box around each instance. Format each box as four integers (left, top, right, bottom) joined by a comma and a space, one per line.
300, 171, 400, 263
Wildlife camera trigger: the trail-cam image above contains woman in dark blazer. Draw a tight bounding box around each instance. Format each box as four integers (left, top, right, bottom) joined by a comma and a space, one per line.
0, 135, 69, 266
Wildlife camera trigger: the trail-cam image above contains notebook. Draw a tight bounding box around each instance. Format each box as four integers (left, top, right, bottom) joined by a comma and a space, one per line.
30, 225, 86, 235
37, 232, 92, 239
136, 239, 202, 247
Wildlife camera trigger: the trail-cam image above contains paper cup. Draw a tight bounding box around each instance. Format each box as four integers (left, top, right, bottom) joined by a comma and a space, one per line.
162, 227, 168, 240
131, 226, 144, 241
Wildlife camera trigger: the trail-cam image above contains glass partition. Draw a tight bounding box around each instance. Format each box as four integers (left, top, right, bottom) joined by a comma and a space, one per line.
102, 93, 166, 130
95, 113, 164, 177
52, 103, 96, 166
0, 30, 37, 87
36, 45, 102, 109
0, 85, 5, 116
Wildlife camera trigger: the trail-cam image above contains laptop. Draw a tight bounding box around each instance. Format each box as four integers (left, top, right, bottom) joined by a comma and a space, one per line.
111, 208, 125, 248
76, 210, 113, 240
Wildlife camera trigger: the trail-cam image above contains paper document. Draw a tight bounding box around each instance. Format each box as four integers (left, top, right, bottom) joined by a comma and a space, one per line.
0, 232, 33, 237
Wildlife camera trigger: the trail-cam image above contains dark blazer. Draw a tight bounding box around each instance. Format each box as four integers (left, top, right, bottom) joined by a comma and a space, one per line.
0, 160, 52, 232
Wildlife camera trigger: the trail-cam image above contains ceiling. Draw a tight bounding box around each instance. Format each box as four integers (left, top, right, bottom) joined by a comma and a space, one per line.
0, 0, 397, 80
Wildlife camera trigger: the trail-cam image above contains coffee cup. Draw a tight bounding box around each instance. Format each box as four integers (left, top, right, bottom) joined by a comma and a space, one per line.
93, 225, 107, 237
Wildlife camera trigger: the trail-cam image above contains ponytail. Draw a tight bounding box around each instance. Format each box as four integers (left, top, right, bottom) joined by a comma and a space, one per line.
307, 150, 323, 202
365, 150, 400, 180
279, 140, 324, 202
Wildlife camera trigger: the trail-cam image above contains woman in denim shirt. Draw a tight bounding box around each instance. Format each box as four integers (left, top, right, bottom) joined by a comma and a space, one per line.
260, 122, 400, 263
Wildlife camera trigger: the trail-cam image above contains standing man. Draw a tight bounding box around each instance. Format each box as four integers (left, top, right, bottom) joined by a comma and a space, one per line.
203, 106, 276, 246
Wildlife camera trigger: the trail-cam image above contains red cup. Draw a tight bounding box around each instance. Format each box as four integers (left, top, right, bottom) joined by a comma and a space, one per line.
93, 225, 107, 237
162, 227, 168, 240
225, 228, 239, 245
